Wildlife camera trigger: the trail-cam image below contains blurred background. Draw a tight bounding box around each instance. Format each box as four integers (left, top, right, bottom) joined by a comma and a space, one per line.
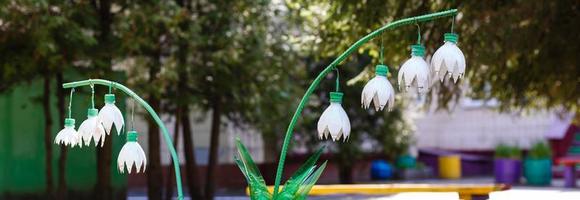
0, 0, 578, 200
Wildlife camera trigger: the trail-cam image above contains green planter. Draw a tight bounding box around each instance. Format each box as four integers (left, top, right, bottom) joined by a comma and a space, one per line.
524, 158, 552, 186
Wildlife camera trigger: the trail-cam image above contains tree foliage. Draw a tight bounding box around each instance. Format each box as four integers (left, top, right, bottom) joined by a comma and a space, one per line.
287, 0, 579, 112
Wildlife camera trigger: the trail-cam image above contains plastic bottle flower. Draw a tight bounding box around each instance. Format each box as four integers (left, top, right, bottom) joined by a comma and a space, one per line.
55, 118, 79, 147
78, 85, 106, 147
431, 33, 465, 83
317, 92, 351, 141
55, 89, 79, 147
98, 94, 124, 135
118, 130, 147, 173
361, 64, 395, 111
398, 44, 430, 93
79, 108, 106, 147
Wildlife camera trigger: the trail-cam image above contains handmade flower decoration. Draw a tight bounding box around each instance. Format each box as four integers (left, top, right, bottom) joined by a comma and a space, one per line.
98, 94, 124, 135
54, 118, 79, 147
79, 108, 106, 147
431, 33, 465, 82
361, 64, 395, 111
317, 92, 351, 141
398, 44, 430, 93
118, 130, 147, 173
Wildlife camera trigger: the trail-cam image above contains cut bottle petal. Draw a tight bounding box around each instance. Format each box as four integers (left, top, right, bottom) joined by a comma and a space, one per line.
99, 94, 125, 135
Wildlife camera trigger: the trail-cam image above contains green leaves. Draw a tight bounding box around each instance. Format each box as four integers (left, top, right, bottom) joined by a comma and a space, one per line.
235, 138, 327, 200
234, 138, 271, 200
278, 146, 325, 199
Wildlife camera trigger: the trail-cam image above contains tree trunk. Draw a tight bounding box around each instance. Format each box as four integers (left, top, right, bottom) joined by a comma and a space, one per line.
93, 0, 114, 199
263, 136, 279, 163
96, 132, 113, 200
56, 73, 67, 199
165, 109, 180, 200
182, 106, 203, 199
42, 75, 54, 199
338, 164, 354, 184
205, 98, 222, 200
147, 96, 162, 200
147, 53, 163, 199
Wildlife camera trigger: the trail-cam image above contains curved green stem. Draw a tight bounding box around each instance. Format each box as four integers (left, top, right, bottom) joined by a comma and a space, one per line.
271, 9, 458, 198
63, 79, 184, 200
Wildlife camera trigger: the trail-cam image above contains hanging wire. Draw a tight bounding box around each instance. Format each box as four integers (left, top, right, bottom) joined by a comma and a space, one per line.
379, 34, 384, 64
415, 23, 421, 45
90, 84, 95, 109
334, 69, 340, 92
130, 99, 135, 131
109, 81, 112, 94
68, 88, 75, 118
451, 15, 455, 33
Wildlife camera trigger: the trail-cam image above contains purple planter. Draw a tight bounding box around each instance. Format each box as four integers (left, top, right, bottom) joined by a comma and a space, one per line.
494, 158, 521, 184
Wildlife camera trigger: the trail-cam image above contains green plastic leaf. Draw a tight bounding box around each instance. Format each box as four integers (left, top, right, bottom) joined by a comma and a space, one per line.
278, 146, 325, 198
288, 146, 325, 182
234, 138, 271, 200
295, 161, 328, 200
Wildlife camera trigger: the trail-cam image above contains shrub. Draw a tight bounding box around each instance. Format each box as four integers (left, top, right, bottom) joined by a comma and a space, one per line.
528, 141, 552, 159
495, 144, 522, 160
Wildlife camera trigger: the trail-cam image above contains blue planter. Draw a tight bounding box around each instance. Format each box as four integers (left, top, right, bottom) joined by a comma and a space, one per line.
524, 158, 552, 186
371, 160, 393, 180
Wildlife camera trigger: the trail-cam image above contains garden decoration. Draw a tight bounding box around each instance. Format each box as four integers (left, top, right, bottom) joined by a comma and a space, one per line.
55, 79, 184, 199
494, 144, 522, 184
54, 88, 80, 147
54, 9, 463, 200
117, 100, 147, 174
431, 18, 466, 83
78, 84, 107, 147
234, 9, 465, 199
524, 141, 552, 186
361, 37, 396, 111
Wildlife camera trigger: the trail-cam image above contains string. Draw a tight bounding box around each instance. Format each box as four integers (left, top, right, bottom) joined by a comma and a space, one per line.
90, 84, 95, 109
109, 81, 112, 94
451, 15, 455, 33
68, 88, 75, 118
415, 23, 421, 45
335, 69, 340, 92
131, 99, 135, 131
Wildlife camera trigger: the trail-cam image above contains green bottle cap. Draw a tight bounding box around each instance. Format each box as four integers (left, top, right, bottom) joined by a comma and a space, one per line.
444, 33, 458, 43
64, 118, 75, 127
329, 92, 344, 103
87, 108, 98, 117
411, 45, 425, 57
104, 94, 115, 104
375, 64, 389, 76
127, 130, 138, 142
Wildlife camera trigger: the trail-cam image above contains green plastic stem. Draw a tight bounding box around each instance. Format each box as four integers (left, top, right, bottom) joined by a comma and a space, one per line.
451, 15, 455, 33
68, 88, 75, 118
335, 69, 340, 92
415, 24, 421, 45
271, 9, 458, 198
63, 79, 184, 200
91, 84, 95, 109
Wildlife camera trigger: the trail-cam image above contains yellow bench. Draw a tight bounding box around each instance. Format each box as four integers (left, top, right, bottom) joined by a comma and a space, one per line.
247, 184, 510, 200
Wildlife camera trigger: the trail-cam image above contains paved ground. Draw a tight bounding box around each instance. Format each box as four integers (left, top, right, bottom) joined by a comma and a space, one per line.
128, 177, 580, 200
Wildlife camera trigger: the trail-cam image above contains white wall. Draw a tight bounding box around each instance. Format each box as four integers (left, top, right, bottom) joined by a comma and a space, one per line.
415, 100, 553, 151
